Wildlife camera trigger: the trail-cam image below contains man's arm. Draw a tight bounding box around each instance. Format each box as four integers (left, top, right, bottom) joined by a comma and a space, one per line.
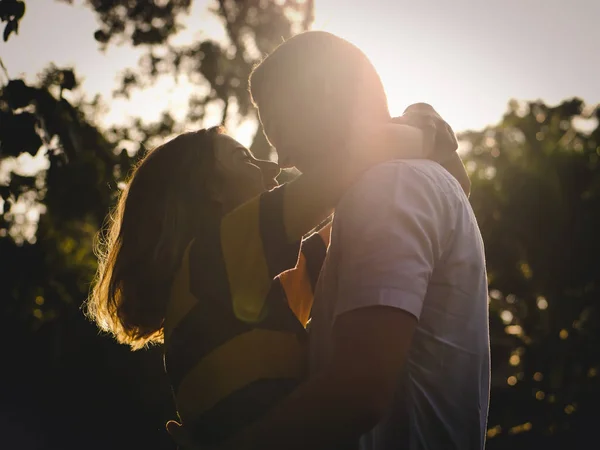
218, 307, 416, 450
219, 163, 444, 450
167, 307, 417, 450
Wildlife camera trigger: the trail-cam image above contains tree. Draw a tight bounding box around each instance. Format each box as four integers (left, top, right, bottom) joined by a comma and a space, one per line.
463, 98, 600, 449
61, 0, 314, 158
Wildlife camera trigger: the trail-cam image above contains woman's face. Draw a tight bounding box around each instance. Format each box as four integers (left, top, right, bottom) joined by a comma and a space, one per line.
213, 134, 281, 213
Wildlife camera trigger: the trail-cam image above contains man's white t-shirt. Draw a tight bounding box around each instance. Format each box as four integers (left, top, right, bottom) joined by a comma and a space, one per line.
309, 159, 490, 450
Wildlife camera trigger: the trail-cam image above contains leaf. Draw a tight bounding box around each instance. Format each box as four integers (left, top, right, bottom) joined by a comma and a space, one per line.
3, 79, 34, 109
0, 185, 10, 200
0, 0, 25, 21
93, 29, 109, 43
0, 112, 43, 157
59, 70, 77, 91
3, 19, 17, 42
14, 1, 25, 20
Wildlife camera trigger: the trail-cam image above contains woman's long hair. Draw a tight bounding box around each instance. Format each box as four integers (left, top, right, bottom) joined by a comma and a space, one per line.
86, 127, 223, 350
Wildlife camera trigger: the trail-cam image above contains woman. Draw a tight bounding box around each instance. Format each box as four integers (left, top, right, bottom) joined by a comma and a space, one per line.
86, 118, 450, 445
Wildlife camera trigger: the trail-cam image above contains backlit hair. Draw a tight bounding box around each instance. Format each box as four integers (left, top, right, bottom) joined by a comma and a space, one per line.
86, 127, 223, 350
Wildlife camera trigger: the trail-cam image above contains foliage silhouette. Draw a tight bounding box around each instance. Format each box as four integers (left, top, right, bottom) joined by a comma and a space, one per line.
465, 98, 600, 449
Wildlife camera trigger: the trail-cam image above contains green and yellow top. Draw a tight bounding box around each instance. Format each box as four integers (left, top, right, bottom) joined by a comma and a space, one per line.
164, 185, 328, 444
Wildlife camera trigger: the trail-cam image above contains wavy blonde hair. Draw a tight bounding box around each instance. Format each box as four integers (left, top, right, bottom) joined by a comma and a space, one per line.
86, 127, 223, 350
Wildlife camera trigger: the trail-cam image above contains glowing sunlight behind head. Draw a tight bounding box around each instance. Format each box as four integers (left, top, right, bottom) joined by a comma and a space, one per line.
311, 0, 599, 136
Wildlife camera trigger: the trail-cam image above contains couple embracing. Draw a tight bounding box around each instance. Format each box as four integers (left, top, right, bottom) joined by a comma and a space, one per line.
88, 31, 490, 450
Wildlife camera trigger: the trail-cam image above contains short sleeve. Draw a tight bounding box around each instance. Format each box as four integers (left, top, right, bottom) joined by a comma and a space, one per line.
333, 162, 446, 321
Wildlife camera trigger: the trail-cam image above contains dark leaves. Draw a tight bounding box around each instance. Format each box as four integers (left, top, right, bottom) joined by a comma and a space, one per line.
93, 29, 109, 43
59, 69, 77, 91
465, 98, 600, 443
3, 79, 35, 109
0, 0, 25, 42
81, 0, 313, 155
80, 0, 192, 47
2, 15, 16, 41
0, 111, 42, 157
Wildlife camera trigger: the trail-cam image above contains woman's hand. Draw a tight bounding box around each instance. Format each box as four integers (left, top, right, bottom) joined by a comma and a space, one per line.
394, 102, 459, 161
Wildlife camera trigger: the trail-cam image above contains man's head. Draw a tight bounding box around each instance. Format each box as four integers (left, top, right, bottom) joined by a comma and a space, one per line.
249, 31, 390, 172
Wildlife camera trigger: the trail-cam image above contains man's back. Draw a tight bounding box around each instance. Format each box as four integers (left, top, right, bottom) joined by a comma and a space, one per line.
309, 159, 490, 450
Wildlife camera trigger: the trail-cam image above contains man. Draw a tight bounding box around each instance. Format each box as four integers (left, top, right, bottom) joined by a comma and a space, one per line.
171, 31, 490, 450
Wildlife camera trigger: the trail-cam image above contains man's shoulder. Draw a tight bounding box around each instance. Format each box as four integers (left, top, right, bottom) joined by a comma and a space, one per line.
350, 158, 457, 192
338, 160, 456, 215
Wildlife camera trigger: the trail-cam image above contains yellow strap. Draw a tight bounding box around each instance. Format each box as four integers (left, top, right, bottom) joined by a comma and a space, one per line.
220, 198, 271, 323
176, 329, 306, 421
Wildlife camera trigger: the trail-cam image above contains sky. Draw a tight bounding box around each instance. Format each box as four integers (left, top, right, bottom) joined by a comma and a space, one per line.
2, 0, 599, 151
